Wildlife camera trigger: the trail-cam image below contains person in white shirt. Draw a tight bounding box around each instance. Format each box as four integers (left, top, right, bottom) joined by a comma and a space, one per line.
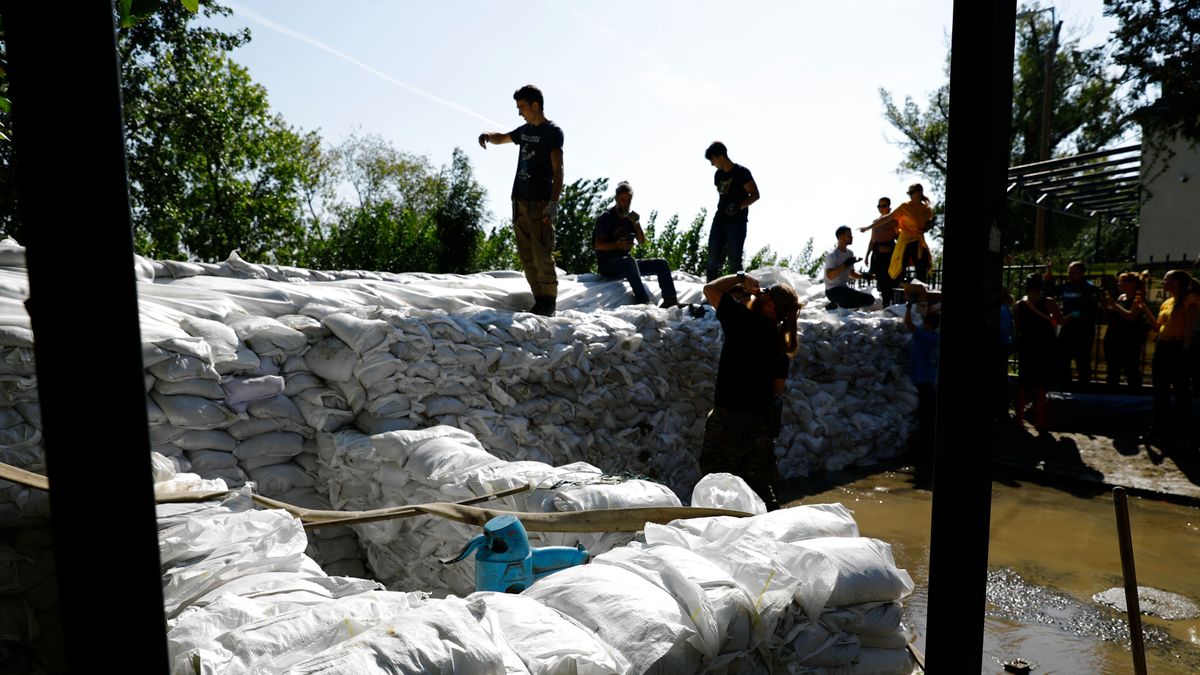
824, 226, 874, 310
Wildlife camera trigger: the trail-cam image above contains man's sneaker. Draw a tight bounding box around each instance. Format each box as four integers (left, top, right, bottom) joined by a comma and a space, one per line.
660, 298, 678, 309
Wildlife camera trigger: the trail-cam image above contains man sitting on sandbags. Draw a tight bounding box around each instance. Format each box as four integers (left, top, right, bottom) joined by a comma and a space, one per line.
592, 181, 679, 308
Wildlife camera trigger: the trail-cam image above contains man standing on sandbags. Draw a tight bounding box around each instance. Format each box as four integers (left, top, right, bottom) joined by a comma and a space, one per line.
592, 181, 679, 308
478, 84, 564, 316
704, 142, 759, 282
701, 271, 802, 511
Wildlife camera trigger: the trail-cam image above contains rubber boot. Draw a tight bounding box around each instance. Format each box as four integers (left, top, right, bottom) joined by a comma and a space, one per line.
532, 295, 556, 317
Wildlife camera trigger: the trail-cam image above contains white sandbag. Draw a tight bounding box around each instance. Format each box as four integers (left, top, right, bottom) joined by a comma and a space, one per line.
148, 353, 220, 383
151, 451, 178, 483
232, 431, 304, 463
304, 336, 359, 382
294, 397, 355, 433
159, 509, 308, 618
324, 312, 394, 354
247, 462, 315, 496
371, 426, 500, 481
180, 316, 241, 362
467, 592, 633, 675
851, 647, 913, 674
225, 315, 308, 356
276, 313, 330, 339
195, 466, 248, 489
553, 478, 682, 512
173, 429, 237, 452
246, 394, 305, 424
353, 350, 399, 387
823, 601, 904, 638
595, 542, 760, 659
279, 597, 512, 675
222, 375, 285, 413
791, 537, 914, 607
153, 377, 226, 399
151, 392, 239, 430
153, 473, 227, 498
186, 449, 239, 472
690, 473, 767, 515
522, 563, 696, 675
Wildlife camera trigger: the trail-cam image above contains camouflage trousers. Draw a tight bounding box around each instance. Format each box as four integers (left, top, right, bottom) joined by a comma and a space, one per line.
699, 407, 782, 510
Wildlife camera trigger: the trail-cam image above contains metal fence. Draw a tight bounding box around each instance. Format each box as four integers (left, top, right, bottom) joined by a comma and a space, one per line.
851, 255, 1200, 390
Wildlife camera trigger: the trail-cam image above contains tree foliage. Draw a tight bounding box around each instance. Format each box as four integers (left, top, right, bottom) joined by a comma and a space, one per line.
879, 6, 1133, 259
120, 0, 314, 262
1105, 0, 1200, 144
553, 177, 611, 274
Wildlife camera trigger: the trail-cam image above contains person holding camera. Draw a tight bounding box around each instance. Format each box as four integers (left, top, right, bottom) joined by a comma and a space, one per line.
700, 271, 802, 511
824, 225, 875, 310
592, 181, 679, 308
703, 142, 760, 282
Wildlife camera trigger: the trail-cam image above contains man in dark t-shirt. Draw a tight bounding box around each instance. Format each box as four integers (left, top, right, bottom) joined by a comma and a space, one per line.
703, 142, 760, 282
592, 181, 679, 307
478, 85, 564, 316
699, 271, 801, 511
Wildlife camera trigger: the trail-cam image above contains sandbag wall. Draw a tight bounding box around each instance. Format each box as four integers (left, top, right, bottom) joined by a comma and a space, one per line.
0, 246, 919, 565
160, 477, 915, 675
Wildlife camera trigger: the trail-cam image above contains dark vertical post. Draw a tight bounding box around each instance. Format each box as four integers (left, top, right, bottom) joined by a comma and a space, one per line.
925, 0, 1016, 670
1112, 488, 1149, 675
3, 3, 169, 671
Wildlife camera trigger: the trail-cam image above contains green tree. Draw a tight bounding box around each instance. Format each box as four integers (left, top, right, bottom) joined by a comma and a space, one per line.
880, 6, 1132, 256
553, 177, 611, 274
474, 224, 521, 273
120, 0, 314, 262
639, 210, 708, 277
433, 147, 488, 273
1105, 0, 1200, 144
308, 201, 438, 273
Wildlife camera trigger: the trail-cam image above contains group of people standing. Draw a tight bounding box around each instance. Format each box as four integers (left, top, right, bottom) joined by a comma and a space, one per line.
1010, 261, 1200, 449
479, 85, 798, 509
822, 184, 937, 311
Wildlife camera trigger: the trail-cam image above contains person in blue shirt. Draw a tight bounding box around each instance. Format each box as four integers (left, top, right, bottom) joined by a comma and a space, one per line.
903, 284, 940, 484
1043, 260, 1101, 386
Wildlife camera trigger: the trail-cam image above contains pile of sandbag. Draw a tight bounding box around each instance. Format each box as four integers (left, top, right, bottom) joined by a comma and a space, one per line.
318, 425, 683, 595
161, 468, 915, 675
0, 243, 918, 528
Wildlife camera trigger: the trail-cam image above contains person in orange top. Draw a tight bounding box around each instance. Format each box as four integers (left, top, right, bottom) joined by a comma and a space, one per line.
1143, 269, 1200, 447
885, 183, 935, 282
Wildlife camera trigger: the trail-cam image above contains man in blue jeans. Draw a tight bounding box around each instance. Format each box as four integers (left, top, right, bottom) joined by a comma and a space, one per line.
592, 181, 679, 308
704, 141, 759, 282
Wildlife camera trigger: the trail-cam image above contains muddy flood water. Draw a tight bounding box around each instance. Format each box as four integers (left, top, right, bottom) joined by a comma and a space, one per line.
796, 471, 1200, 674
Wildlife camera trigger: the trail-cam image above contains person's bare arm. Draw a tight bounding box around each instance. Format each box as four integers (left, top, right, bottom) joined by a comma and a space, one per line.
477, 132, 512, 148
859, 213, 896, 232
550, 148, 564, 203
739, 179, 760, 210
704, 272, 757, 309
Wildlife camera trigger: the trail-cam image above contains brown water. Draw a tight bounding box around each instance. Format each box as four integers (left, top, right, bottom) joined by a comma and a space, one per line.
797, 471, 1200, 674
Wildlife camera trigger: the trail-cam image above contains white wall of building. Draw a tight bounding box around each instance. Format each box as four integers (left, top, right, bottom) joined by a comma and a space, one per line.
1138, 131, 1200, 264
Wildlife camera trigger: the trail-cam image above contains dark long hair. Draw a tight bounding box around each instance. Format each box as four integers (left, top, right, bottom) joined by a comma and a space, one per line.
766, 284, 802, 357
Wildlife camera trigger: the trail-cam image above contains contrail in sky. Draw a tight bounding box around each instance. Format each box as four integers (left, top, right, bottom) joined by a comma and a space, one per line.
226, 1, 505, 128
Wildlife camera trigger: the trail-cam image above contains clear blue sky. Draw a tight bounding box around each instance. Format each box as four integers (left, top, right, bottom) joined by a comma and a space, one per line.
209, 1, 1120, 263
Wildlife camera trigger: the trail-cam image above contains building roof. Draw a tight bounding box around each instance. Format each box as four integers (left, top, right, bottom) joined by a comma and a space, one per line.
1007, 144, 1141, 223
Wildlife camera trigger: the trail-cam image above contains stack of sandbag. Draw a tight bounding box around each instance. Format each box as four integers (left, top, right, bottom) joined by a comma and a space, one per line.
161, 467, 914, 674
316, 425, 682, 596
641, 483, 916, 674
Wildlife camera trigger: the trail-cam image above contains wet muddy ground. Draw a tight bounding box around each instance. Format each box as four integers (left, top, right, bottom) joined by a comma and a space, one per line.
784, 468, 1200, 674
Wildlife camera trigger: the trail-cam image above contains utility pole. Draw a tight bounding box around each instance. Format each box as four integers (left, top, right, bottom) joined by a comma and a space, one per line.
1021, 6, 1061, 255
